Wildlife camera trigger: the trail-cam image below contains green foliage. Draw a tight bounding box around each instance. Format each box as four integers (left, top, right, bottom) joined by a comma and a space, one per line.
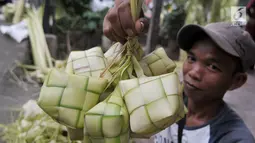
160, 4, 186, 40
185, 0, 238, 25
56, 0, 109, 33
0, 100, 82, 143
62, 0, 91, 15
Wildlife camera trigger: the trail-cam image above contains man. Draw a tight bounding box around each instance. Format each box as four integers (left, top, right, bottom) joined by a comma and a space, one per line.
103, 0, 255, 143
153, 23, 255, 143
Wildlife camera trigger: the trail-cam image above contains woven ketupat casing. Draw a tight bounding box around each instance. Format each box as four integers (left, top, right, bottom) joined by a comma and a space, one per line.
119, 72, 185, 136
84, 86, 130, 143
37, 69, 108, 129
65, 47, 112, 80
65, 47, 113, 140
104, 43, 123, 63
139, 48, 176, 76
104, 42, 144, 63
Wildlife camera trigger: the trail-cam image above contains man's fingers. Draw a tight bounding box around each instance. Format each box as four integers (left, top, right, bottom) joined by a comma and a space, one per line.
103, 12, 116, 42
103, 28, 116, 42
118, 1, 137, 37
103, 0, 149, 42
103, 22, 126, 44
115, 0, 124, 6
112, 31, 126, 44
107, 6, 127, 39
104, 7, 127, 43
104, 26, 126, 44
135, 17, 150, 34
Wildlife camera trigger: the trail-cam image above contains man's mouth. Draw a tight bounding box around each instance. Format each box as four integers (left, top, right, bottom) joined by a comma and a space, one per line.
184, 81, 202, 90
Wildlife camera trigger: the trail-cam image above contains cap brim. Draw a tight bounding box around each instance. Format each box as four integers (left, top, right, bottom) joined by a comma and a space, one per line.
177, 24, 240, 57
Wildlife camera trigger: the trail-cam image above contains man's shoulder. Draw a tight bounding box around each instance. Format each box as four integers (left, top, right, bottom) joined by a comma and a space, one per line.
210, 103, 255, 142
216, 129, 255, 143
213, 103, 246, 126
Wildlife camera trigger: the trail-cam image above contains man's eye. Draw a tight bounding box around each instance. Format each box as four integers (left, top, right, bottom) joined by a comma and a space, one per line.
208, 64, 221, 72
187, 56, 196, 63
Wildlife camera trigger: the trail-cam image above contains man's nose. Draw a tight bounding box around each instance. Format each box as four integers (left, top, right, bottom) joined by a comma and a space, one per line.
188, 63, 203, 82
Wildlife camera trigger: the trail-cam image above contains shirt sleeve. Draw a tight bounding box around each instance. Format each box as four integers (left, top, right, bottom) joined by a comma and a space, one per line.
218, 131, 255, 143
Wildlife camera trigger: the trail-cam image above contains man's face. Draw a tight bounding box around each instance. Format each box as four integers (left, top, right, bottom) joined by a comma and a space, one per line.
182, 39, 237, 102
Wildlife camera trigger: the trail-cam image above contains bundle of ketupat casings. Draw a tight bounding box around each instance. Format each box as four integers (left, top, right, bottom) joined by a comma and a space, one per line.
37, 0, 187, 142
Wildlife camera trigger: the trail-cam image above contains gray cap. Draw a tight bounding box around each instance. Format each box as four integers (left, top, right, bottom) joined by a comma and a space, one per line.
177, 22, 255, 71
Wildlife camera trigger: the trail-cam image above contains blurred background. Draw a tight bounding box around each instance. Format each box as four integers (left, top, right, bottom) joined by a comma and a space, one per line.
0, 0, 254, 143
0, 0, 249, 60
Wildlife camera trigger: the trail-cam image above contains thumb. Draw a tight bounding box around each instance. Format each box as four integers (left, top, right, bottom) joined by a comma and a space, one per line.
135, 17, 149, 34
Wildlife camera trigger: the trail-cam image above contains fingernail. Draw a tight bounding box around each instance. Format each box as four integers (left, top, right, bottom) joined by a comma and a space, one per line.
126, 29, 134, 37
140, 22, 144, 32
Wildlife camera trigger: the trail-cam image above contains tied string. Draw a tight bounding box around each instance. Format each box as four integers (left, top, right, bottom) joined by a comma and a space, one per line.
101, 0, 145, 91
100, 38, 142, 78
101, 37, 143, 91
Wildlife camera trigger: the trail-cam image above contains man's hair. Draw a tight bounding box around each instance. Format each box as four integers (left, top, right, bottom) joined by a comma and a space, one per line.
232, 57, 244, 74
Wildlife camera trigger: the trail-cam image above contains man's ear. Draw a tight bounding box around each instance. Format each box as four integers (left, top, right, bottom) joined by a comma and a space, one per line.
229, 73, 247, 91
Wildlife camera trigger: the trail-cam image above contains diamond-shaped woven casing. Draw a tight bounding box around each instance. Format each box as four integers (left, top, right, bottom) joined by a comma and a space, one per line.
38, 69, 108, 129
65, 47, 112, 80
104, 43, 124, 63
139, 48, 176, 76
104, 45, 176, 77
119, 72, 185, 136
83, 86, 129, 143
65, 47, 111, 139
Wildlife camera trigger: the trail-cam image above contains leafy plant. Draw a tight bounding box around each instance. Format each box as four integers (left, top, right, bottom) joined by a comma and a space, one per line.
62, 0, 91, 15
56, 0, 109, 33
185, 0, 238, 25
160, 4, 186, 40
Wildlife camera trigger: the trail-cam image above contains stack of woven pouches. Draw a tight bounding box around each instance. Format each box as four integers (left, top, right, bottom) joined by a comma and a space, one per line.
37, 0, 187, 142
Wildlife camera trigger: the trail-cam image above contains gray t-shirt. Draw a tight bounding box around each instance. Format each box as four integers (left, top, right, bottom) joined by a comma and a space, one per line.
153, 102, 255, 143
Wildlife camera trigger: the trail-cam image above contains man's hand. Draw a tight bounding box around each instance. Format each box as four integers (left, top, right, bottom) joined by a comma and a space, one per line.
103, 0, 149, 44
